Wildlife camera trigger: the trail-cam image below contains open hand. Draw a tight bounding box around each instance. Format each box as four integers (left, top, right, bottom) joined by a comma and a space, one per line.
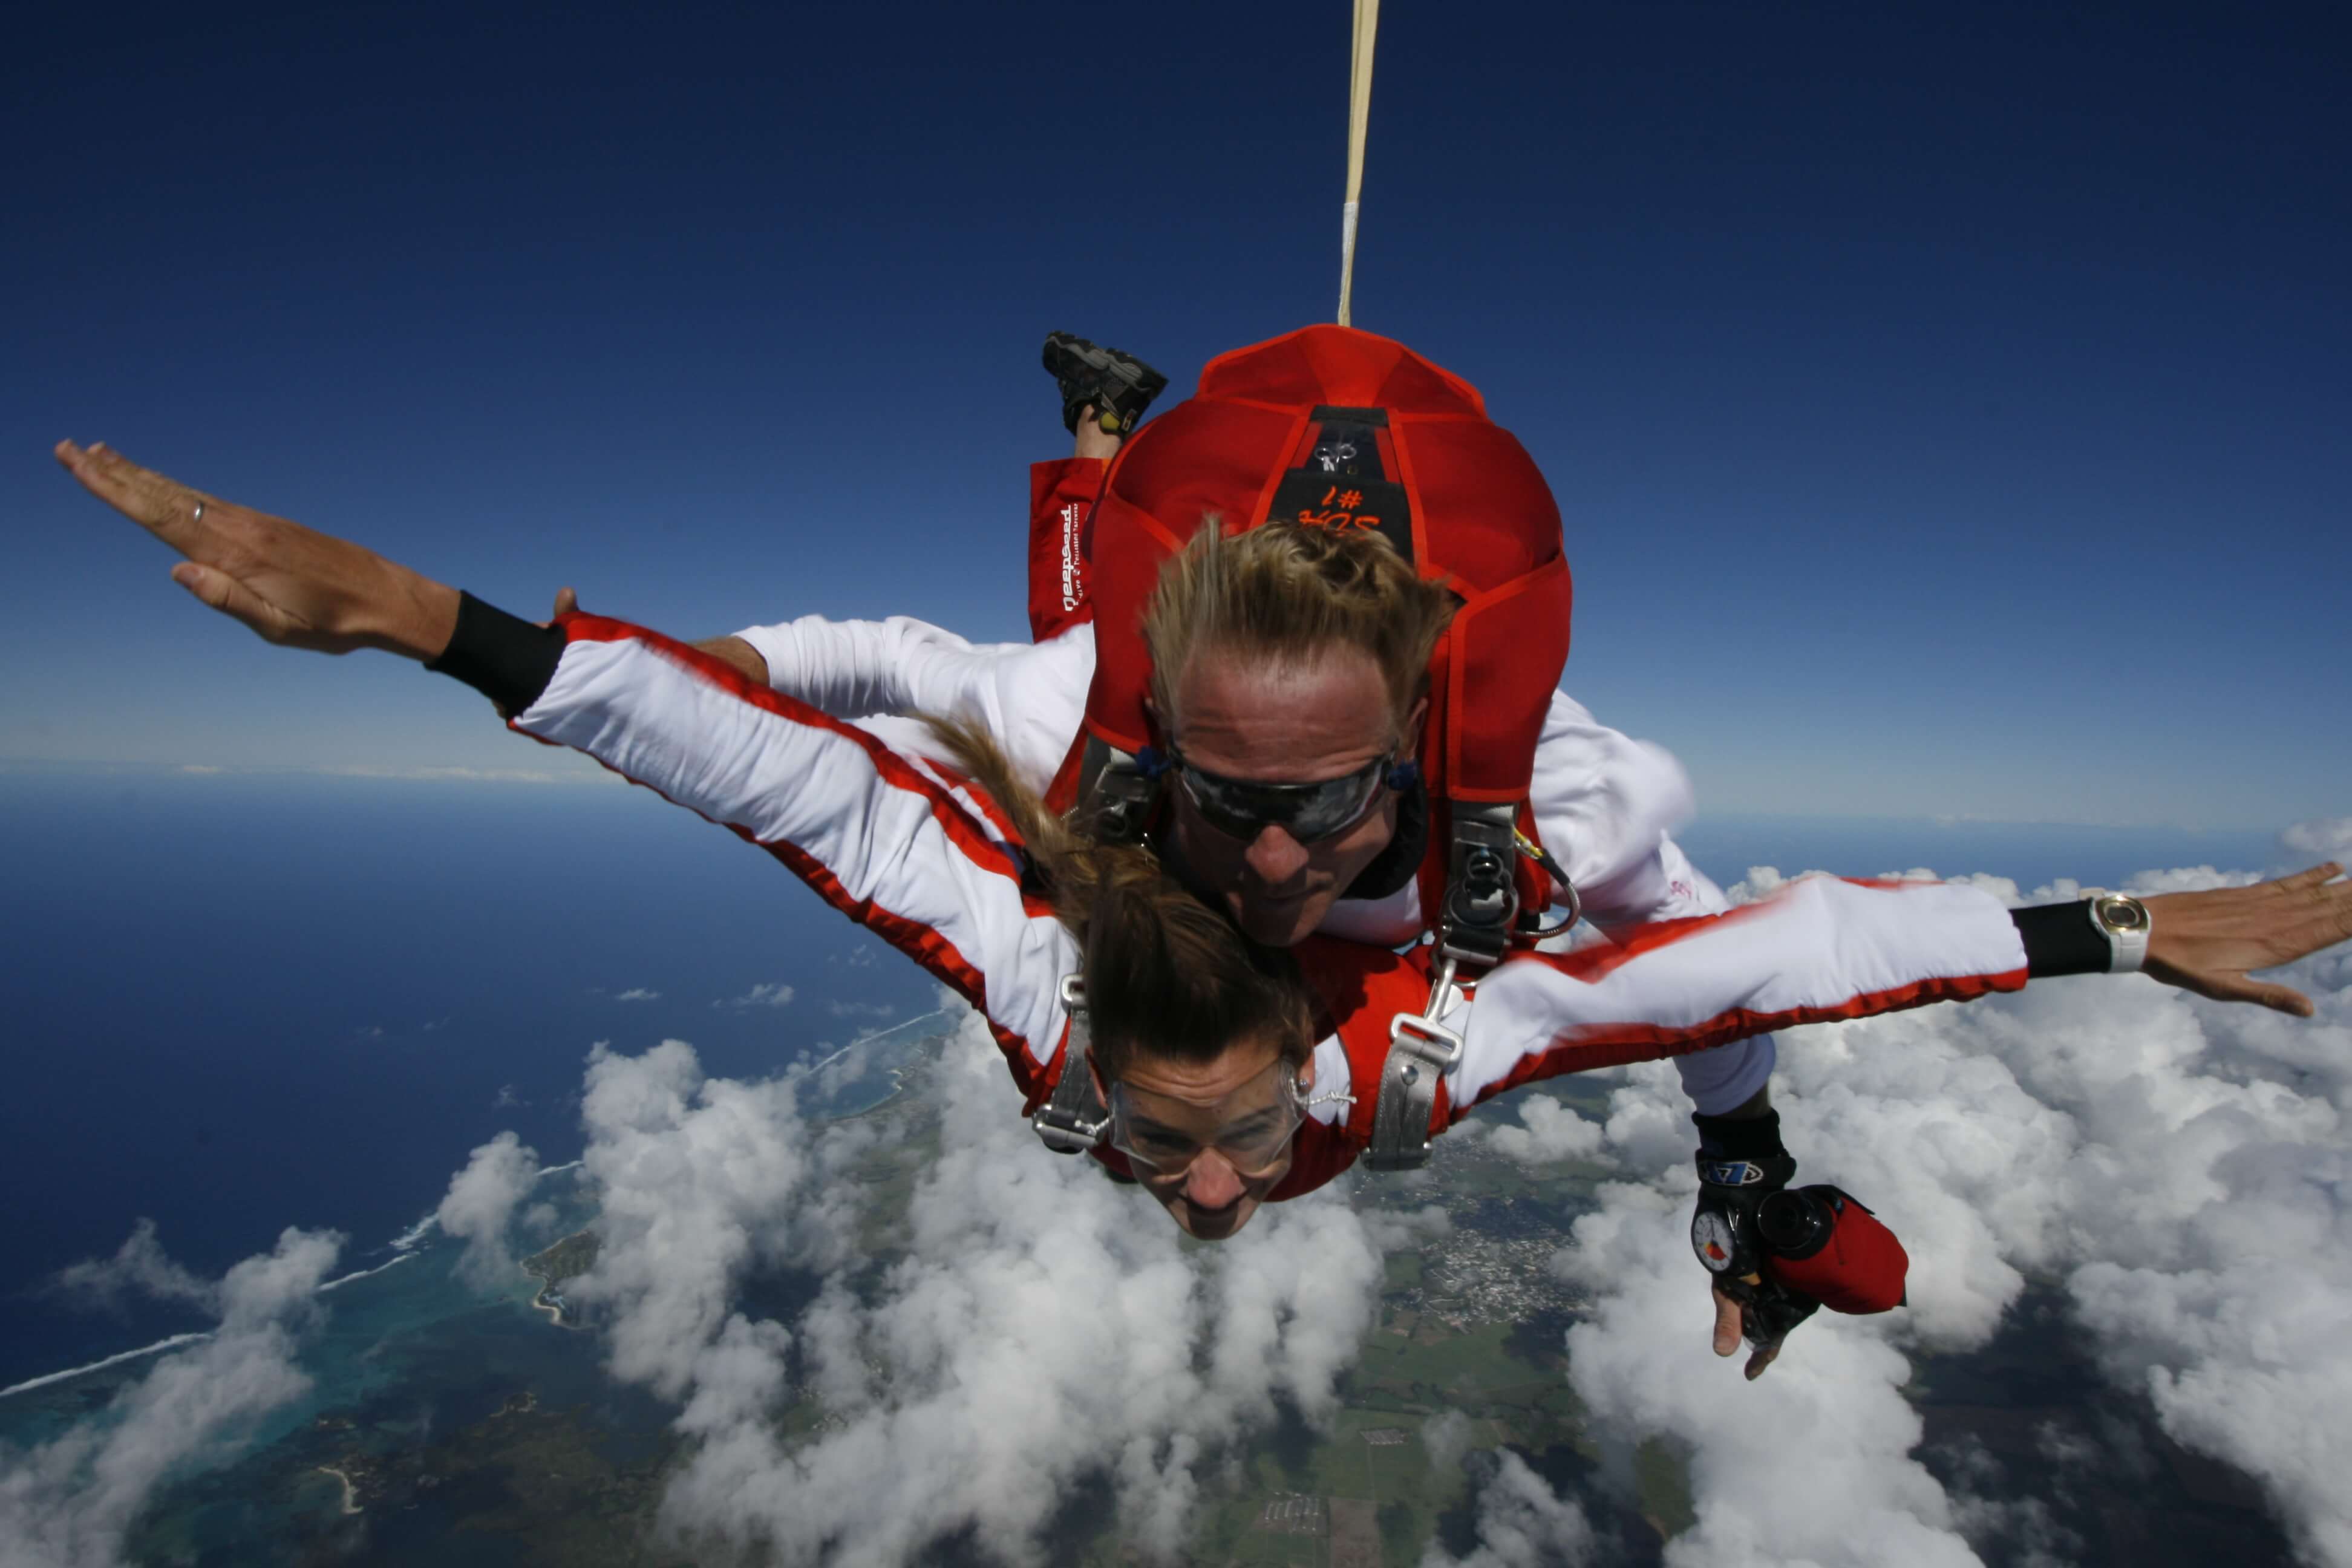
54, 441, 457, 660
2145, 863, 2351, 1016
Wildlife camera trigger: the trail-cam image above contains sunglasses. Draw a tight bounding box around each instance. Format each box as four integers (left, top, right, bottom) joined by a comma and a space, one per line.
1165, 749, 1411, 845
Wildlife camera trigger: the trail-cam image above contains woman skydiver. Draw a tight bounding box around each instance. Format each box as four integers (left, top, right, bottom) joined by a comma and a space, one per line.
53, 439, 2352, 1290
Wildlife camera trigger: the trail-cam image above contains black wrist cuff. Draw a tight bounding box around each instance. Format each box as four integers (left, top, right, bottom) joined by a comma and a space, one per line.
1692, 1108, 1785, 1161
2011, 902, 2111, 978
425, 592, 566, 716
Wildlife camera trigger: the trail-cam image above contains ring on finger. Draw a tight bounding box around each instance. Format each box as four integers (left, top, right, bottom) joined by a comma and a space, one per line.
192, 500, 206, 523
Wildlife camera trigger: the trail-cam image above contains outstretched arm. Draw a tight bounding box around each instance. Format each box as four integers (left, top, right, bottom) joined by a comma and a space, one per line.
1441, 876, 2034, 1117
54, 440, 1084, 1100
1444, 871, 2348, 1119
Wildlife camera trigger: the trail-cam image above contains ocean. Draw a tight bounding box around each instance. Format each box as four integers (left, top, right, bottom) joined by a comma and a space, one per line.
0, 768, 944, 1397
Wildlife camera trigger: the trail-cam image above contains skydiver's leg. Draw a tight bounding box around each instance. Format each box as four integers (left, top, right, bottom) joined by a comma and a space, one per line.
1028, 334, 1169, 642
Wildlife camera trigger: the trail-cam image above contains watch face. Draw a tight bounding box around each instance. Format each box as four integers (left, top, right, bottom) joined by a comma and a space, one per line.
1692, 1210, 1738, 1273
2097, 896, 2150, 933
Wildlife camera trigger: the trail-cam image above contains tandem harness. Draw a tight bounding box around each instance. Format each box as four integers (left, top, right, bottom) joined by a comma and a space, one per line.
1044, 754, 1580, 1171
1031, 327, 1582, 1172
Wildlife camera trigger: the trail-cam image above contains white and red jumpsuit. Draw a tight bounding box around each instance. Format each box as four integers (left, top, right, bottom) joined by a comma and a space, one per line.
482, 607, 2039, 1200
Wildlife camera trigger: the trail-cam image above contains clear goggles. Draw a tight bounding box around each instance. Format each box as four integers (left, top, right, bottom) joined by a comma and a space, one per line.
1106, 1057, 1316, 1178
1169, 750, 1403, 845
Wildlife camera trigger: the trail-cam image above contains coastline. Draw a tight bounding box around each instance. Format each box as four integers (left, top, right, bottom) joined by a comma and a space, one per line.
313, 1464, 362, 1516
4, 1158, 596, 1406
529, 1281, 581, 1330
808, 1008, 958, 1123
0, 1331, 212, 1401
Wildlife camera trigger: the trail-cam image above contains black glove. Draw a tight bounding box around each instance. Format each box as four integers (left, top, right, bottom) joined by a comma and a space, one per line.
1690, 1109, 1820, 1353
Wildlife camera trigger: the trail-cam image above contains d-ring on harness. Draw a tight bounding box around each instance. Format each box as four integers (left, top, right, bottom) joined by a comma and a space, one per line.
1032, 975, 1110, 1154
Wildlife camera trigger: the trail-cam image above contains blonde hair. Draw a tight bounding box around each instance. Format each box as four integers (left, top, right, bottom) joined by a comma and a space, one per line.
1142, 520, 1456, 737
924, 717, 1315, 1076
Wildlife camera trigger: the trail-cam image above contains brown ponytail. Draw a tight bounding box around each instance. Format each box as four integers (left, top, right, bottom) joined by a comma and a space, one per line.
923, 716, 1315, 1077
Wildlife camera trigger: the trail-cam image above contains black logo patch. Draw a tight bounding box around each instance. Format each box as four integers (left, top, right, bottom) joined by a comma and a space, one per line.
1261, 410, 1414, 563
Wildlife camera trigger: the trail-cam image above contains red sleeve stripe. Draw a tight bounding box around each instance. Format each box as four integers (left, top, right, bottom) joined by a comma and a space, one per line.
1455, 967, 2027, 1117
514, 615, 1071, 1078
508, 696, 1031, 1063
766, 836, 1051, 1094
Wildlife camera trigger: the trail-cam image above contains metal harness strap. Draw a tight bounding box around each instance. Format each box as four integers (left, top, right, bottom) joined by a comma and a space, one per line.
1364, 953, 1467, 1171
1366, 800, 1569, 1172
1033, 975, 1110, 1155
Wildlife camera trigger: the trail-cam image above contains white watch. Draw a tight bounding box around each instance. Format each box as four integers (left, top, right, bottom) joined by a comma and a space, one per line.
2083, 890, 2153, 974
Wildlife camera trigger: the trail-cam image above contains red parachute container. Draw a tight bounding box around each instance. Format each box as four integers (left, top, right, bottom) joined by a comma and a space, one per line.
1053, 323, 1576, 944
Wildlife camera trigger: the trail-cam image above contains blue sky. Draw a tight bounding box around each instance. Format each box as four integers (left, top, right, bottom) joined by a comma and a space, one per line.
4, 1, 2344, 829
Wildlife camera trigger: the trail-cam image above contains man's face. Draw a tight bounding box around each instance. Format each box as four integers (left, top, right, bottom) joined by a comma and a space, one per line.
1103, 1039, 1313, 1242
1161, 647, 1403, 947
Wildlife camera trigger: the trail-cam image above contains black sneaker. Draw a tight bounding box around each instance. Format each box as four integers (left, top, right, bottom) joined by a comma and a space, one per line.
1042, 332, 1170, 436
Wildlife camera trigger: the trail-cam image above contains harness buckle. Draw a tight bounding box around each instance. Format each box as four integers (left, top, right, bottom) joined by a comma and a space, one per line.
1364, 955, 1468, 1172
1032, 974, 1111, 1155
1387, 1004, 1465, 1075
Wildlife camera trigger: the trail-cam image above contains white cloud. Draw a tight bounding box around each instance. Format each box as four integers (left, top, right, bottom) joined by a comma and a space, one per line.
1547, 858, 2352, 1567
434, 1131, 544, 1289
567, 1038, 852, 1402
2282, 818, 2352, 863
1419, 1449, 1597, 1568
48, 1218, 217, 1315
612, 988, 661, 1003
1362, 1204, 1453, 1253
1420, 1409, 1475, 1474
1, 1227, 340, 1568
1558, 1180, 1984, 1568
716, 982, 795, 1011
550, 1011, 1385, 1565
1482, 1093, 1608, 1168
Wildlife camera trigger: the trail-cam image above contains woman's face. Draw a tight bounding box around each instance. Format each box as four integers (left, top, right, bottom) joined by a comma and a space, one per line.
1100, 1037, 1313, 1242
